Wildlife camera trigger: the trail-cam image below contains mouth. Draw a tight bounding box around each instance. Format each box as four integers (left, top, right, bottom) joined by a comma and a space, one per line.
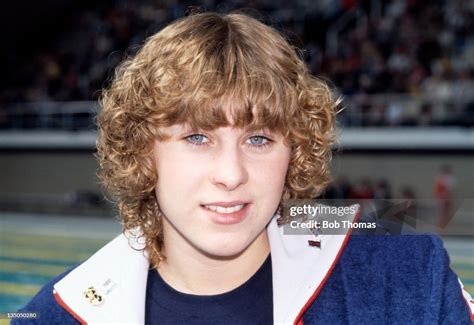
202, 203, 246, 214
200, 201, 251, 225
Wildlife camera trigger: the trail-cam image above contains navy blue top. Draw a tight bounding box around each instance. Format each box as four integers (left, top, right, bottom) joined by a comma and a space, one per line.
144, 254, 273, 324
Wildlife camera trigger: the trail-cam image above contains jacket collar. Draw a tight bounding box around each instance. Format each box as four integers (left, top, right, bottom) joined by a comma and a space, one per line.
53, 204, 360, 324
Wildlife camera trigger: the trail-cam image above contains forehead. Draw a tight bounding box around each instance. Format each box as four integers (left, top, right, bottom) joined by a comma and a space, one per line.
158, 122, 279, 138
155, 93, 289, 135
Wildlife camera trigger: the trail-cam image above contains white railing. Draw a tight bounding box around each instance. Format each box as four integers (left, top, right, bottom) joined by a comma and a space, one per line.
1, 95, 472, 132
0, 101, 99, 131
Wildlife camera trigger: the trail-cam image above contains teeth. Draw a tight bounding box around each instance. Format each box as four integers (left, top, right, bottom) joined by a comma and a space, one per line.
204, 204, 245, 214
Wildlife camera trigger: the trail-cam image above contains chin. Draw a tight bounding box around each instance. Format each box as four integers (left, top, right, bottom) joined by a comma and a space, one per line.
197, 237, 253, 260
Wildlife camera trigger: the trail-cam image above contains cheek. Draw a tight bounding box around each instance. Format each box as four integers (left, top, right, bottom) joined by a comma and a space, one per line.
154, 149, 209, 199
251, 149, 291, 195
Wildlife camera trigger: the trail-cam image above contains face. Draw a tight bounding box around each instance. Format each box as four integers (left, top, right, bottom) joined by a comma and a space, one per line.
153, 124, 291, 259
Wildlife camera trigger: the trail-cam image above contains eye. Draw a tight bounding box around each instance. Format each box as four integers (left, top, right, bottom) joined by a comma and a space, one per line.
185, 134, 209, 146
246, 135, 272, 149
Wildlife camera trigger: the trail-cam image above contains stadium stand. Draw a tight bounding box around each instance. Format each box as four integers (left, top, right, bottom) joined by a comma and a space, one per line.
0, 0, 473, 128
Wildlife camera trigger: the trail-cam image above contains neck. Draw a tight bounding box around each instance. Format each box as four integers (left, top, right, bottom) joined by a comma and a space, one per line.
157, 230, 270, 295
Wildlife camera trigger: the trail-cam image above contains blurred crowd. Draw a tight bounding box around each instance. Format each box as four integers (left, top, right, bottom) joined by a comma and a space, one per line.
323, 176, 399, 200
322, 165, 457, 231
1, 0, 473, 125
317, 0, 474, 98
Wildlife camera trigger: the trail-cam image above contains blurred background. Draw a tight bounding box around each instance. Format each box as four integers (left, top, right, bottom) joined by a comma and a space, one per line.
0, 0, 473, 316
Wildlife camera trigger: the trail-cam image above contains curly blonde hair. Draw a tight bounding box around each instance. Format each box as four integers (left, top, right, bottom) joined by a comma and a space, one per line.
96, 12, 338, 267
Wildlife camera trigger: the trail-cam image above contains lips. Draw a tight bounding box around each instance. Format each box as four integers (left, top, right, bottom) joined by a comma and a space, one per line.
201, 201, 249, 208
200, 201, 251, 225
203, 204, 245, 214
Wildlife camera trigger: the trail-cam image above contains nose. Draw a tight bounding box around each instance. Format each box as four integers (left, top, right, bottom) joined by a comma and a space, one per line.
210, 145, 248, 191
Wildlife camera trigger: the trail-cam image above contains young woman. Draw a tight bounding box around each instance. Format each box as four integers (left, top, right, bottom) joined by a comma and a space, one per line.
15, 12, 473, 324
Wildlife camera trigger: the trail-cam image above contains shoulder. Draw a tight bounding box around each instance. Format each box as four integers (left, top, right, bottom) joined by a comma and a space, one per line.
338, 234, 452, 285
332, 234, 472, 323
342, 233, 445, 267
12, 265, 81, 325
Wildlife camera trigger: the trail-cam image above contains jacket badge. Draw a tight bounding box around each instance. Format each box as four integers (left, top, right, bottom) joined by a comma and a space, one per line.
83, 286, 104, 306
308, 239, 322, 248
308, 222, 322, 249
